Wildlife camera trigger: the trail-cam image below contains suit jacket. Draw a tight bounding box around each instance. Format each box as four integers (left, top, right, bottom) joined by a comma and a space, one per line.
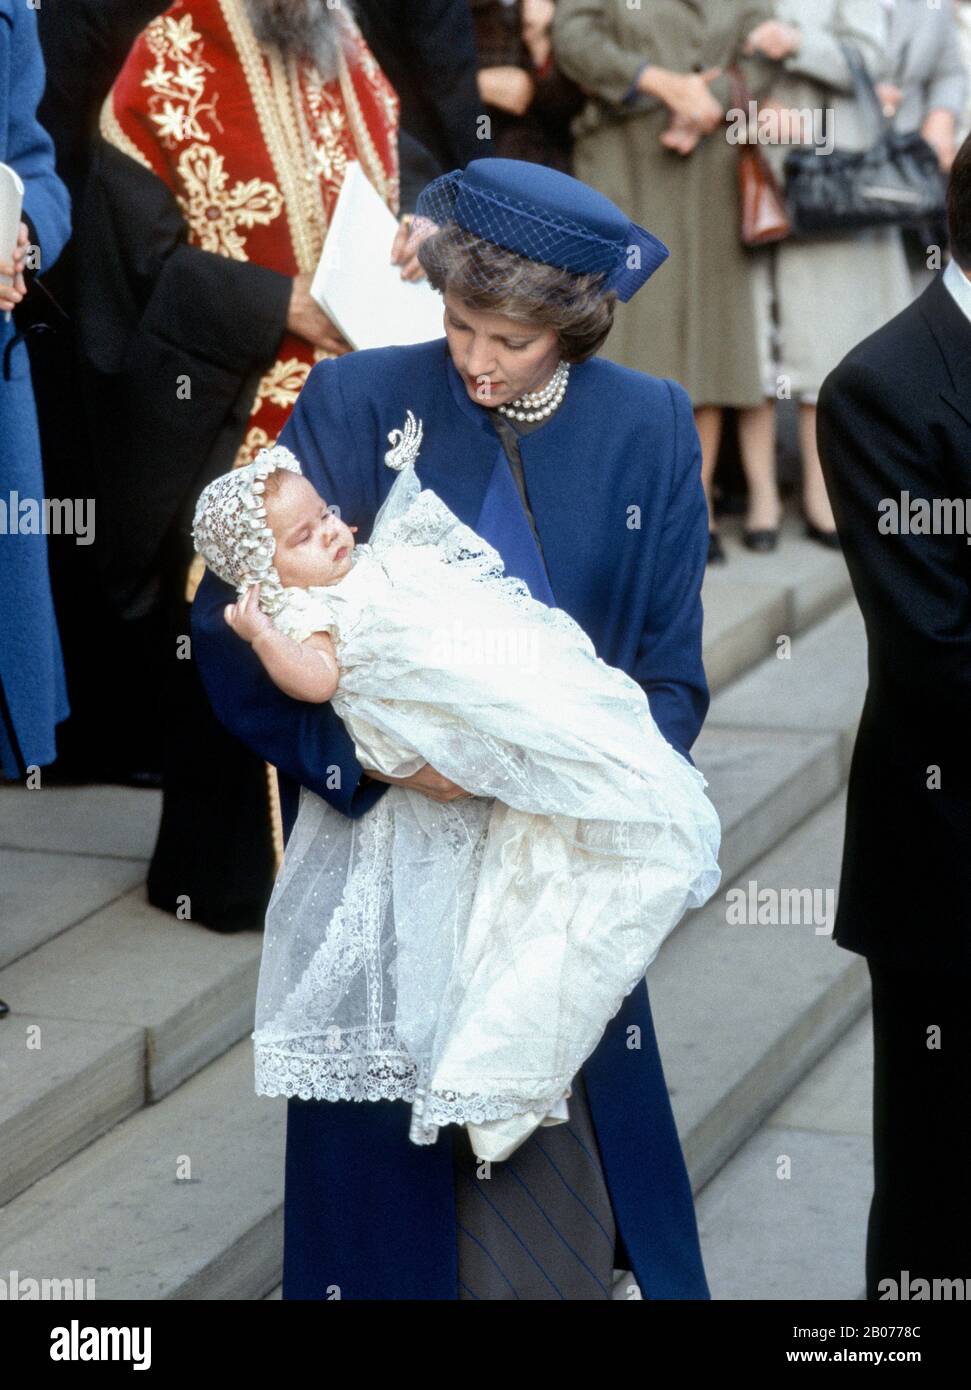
817, 271, 971, 976
191, 336, 712, 1298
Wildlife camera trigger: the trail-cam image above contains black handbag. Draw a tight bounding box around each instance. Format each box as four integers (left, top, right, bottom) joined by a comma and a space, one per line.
784, 42, 947, 236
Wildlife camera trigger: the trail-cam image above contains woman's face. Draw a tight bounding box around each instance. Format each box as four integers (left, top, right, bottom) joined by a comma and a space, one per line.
443, 289, 562, 408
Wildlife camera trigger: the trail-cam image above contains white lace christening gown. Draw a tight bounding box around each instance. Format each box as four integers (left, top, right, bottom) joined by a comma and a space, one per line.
252, 459, 722, 1162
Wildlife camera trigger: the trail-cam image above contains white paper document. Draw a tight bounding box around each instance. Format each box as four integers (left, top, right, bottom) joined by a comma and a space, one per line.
311, 161, 444, 351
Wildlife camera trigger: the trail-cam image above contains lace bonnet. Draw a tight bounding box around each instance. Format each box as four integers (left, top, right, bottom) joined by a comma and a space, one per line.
192, 445, 304, 616
191, 416, 425, 614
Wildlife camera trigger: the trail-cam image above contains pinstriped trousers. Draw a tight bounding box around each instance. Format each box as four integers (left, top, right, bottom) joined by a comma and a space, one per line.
453, 1069, 639, 1300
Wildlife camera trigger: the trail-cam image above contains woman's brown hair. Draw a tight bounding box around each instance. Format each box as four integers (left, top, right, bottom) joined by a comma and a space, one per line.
416, 220, 618, 362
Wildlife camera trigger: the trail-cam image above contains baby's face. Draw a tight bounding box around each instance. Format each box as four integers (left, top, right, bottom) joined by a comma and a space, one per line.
263, 472, 355, 589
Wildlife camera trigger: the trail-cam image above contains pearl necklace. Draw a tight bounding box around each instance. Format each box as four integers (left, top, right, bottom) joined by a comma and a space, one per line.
496, 360, 570, 422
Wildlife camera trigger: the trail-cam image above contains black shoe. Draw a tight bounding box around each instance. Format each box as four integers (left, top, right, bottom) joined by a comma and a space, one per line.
0, 1000, 10, 1019
804, 520, 841, 549
743, 528, 779, 553
707, 532, 726, 565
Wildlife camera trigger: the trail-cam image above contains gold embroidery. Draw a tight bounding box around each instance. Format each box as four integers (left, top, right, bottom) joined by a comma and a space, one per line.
233, 425, 273, 470
185, 550, 207, 603
220, 0, 308, 271
302, 65, 352, 189
142, 12, 222, 148
266, 763, 285, 874
251, 357, 311, 416
175, 143, 284, 259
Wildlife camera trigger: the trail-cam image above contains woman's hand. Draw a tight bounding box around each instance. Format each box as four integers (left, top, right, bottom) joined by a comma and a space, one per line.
743, 20, 802, 62
389, 215, 427, 283
478, 65, 536, 116
287, 273, 352, 354
364, 761, 473, 803
639, 67, 723, 134
922, 108, 958, 172
224, 583, 274, 645
0, 221, 29, 315
660, 113, 704, 156
876, 82, 903, 120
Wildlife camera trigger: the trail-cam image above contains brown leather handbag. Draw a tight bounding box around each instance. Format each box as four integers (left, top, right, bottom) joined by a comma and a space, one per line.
729, 67, 791, 247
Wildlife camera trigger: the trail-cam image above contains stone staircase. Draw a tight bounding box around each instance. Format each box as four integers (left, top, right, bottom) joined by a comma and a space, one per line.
0, 512, 871, 1299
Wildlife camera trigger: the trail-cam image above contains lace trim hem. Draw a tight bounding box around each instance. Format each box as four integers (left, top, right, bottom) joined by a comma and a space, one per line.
253, 1040, 573, 1133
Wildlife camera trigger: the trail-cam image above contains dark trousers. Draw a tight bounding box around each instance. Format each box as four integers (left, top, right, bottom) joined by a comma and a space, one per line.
146, 526, 275, 932
866, 956, 971, 1299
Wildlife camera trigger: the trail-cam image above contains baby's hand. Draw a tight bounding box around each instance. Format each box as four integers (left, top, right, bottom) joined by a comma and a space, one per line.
224, 583, 273, 644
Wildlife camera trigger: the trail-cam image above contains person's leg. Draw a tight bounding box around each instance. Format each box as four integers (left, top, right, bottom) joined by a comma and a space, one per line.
694, 406, 723, 531
696, 405, 727, 562
799, 402, 837, 535
866, 957, 971, 1299
737, 401, 782, 534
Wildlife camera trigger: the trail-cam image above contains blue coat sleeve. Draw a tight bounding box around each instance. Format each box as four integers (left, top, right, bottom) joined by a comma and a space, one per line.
631, 379, 710, 763
190, 358, 388, 820
7, 5, 70, 274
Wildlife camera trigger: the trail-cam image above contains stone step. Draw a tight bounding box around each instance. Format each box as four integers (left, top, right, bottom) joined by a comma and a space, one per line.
701, 580, 789, 695
704, 513, 853, 635
0, 888, 262, 1204
0, 848, 147, 970
707, 601, 868, 773
0, 783, 161, 859
694, 726, 842, 888
0, 784, 160, 968
694, 1014, 872, 1300
652, 791, 871, 1195
0, 1040, 284, 1300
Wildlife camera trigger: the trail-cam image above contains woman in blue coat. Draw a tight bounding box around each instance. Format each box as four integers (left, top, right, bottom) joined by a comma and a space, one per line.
0, 0, 71, 779
192, 158, 712, 1300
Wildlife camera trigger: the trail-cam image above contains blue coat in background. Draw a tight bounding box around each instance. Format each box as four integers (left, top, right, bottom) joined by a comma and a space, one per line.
192, 337, 712, 1299
0, 0, 71, 776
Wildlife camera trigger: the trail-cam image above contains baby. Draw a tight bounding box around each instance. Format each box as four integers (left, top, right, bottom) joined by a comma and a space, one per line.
192, 423, 720, 1162
221, 467, 356, 705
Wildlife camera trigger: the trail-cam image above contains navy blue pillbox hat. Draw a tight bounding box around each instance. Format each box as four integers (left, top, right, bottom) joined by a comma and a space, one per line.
414, 157, 669, 302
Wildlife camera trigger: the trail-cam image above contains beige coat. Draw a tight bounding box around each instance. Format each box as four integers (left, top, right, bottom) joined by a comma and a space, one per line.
552, 0, 776, 407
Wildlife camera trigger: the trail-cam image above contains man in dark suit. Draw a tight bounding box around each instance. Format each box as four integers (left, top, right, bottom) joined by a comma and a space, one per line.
817, 134, 971, 1300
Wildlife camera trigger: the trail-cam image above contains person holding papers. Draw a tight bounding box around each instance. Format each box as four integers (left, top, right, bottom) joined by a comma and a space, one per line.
76, 0, 407, 933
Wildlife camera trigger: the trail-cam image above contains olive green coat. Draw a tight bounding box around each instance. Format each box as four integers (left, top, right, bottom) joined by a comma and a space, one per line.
553, 0, 776, 407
